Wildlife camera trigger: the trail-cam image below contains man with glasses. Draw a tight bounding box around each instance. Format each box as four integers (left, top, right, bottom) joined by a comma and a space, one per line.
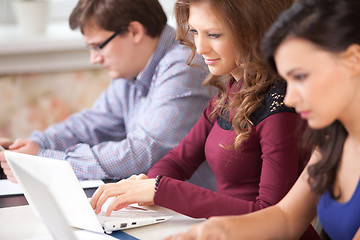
0, 0, 215, 190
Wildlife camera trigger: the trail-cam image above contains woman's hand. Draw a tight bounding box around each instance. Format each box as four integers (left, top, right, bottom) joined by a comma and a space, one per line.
164, 216, 230, 240
90, 174, 156, 216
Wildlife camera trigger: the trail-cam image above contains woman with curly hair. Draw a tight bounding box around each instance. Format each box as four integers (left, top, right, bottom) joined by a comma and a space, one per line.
166, 0, 360, 239
90, 0, 318, 238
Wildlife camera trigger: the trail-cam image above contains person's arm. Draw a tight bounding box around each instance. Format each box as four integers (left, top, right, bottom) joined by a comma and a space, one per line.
254, 112, 308, 209
89, 111, 312, 221
34, 47, 210, 180
164, 154, 321, 240
28, 80, 128, 151
147, 99, 215, 180
353, 227, 360, 240
153, 112, 308, 218
89, 99, 215, 213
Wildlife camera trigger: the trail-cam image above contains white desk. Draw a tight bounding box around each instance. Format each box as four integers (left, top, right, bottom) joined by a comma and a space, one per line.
0, 204, 204, 240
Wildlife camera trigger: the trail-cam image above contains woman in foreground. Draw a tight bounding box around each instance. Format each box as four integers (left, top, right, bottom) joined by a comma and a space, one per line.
90, 0, 318, 238
165, 0, 360, 239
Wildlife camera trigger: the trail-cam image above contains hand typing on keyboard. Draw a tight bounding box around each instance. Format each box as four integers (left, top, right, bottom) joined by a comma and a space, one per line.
90, 174, 157, 216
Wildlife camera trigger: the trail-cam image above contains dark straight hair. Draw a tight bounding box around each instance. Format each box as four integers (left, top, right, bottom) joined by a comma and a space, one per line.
262, 0, 360, 197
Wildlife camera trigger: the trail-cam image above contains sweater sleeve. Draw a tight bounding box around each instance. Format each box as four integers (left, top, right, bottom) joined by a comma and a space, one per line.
147, 100, 215, 180
153, 112, 308, 219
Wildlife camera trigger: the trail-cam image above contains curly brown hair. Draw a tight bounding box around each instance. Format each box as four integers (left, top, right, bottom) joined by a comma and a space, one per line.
175, 0, 294, 148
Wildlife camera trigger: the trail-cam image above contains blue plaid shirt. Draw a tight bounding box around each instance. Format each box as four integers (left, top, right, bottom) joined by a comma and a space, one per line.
29, 25, 216, 190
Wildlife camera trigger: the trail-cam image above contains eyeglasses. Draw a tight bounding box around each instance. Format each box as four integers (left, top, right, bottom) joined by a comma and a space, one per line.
86, 26, 127, 54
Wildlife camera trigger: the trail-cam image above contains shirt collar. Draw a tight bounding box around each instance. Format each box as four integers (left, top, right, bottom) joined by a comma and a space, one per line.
135, 25, 176, 94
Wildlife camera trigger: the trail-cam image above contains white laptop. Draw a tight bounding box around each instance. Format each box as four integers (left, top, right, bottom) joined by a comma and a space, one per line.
4, 151, 172, 238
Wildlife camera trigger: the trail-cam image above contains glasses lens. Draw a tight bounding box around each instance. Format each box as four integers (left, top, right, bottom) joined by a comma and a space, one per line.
85, 27, 127, 54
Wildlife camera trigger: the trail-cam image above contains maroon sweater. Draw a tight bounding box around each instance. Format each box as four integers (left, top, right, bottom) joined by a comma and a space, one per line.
148, 81, 319, 239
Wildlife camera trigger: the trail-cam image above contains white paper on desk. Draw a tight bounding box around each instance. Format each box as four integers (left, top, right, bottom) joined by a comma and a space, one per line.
0, 179, 21, 195
25, 230, 117, 240
0, 179, 104, 196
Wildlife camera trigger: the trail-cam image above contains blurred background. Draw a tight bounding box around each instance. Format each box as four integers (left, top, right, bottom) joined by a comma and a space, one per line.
0, 0, 176, 139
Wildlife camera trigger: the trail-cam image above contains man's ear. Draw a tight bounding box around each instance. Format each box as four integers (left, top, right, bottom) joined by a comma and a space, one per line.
343, 44, 360, 75
127, 21, 146, 44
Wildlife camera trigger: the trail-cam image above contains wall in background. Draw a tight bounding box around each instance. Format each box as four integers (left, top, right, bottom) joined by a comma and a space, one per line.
0, 69, 110, 139
0, 0, 177, 140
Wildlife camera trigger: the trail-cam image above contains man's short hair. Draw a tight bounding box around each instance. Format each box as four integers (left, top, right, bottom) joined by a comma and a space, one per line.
69, 0, 167, 38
